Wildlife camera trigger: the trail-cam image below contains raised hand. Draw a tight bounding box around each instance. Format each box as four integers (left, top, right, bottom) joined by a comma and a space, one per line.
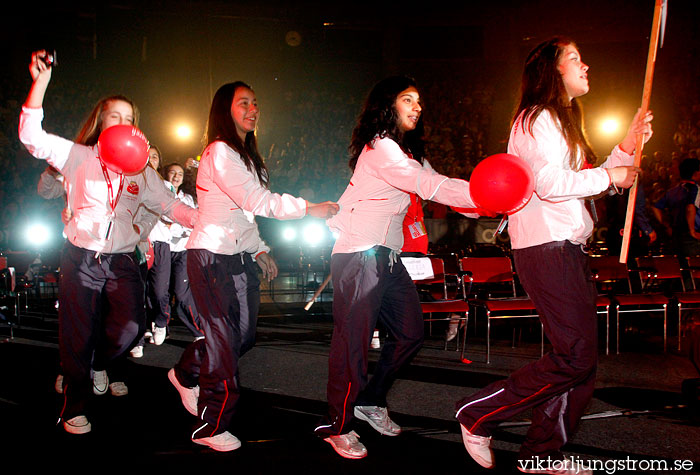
29, 50, 53, 83
25, 51, 54, 108
620, 108, 654, 154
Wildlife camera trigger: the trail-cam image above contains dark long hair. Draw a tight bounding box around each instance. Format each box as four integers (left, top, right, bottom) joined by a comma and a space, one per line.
205, 81, 268, 186
349, 75, 425, 171
514, 37, 595, 170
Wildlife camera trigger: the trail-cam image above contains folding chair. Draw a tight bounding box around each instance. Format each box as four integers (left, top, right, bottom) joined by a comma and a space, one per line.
427, 252, 462, 298
674, 255, 700, 351
614, 255, 678, 353
589, 255, 631, 355
403, 256, 470, 360
407, 255, 450, 300
460, 256, 542, 364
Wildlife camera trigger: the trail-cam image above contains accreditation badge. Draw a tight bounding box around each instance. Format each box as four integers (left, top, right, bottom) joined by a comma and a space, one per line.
407, 220, 427, 239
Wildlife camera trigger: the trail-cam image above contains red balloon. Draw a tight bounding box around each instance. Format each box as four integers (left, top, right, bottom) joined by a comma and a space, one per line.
97, 124, 150, 175
469, 153, 534, 215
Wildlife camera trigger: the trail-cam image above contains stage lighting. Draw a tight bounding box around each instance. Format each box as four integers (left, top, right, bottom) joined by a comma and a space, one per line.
175, 124, 193, 141
26, 223, 51, 247
599, 117, 620, 136
282, 227, 297, 242
303, 223, 324, 246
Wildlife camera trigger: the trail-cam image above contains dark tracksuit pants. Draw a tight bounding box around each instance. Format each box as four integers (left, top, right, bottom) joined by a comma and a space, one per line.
58, 241, 145, 420
455, 241, 598, 460
170, 249, 203, 338
315, 246, 424, 437
146, 241, 202, 338
173, 250, 259, 439
235, 252, 261, 356
146, 241, 172, 329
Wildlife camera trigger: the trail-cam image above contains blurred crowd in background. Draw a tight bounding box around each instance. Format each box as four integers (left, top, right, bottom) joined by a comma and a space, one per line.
2, 71, 700, 264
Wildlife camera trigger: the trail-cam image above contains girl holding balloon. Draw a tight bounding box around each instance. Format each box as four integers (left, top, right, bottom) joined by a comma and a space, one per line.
19, 50, 198, 435
455, 37, 653, 472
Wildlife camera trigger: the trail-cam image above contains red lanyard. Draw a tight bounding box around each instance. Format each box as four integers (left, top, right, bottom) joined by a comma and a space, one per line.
98, 158, 124, 240
410, 193, 418, 222
98, 159, 124, 214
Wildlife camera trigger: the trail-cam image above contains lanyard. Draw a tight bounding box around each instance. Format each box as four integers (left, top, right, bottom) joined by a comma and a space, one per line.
98, 158, 124, 240
410, 193, 419, 222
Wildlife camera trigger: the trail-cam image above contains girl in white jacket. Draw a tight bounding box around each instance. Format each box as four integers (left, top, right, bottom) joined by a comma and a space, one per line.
454, 37, 652, 473
316, 75, 482, 459
19, 50, 198, 435
167, 81, 337, 452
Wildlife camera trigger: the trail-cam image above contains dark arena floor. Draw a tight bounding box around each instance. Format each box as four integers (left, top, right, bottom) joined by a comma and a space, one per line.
1, 278, 699, 475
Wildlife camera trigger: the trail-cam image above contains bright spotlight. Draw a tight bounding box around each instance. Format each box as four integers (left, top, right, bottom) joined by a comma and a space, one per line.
26, 223, 51, 247
175, 124, 193, 141
303, 223, 324, 246
282, 227, 297, 242
600, 117, 620, 136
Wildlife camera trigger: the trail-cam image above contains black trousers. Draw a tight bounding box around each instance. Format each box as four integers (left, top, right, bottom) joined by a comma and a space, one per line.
170, 249, 203, 337
235, 252, 261, 356
455, 241, 597, 459
174, 250, 260, 438
146, 241, 171, 328
315, 247, 424, 437
58, 241, 145, 420
146, 242, 202, 337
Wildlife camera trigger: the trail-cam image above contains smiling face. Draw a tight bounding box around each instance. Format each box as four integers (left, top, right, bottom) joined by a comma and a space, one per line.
558, 43, 589, 100
394, 86, 422, 133
148, 147, 160, 170
166, 164, 184, 190
230, 86, 258, 141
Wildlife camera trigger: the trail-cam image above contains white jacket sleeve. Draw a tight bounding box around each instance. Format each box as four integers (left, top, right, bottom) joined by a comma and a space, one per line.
367, 138, 476, 209
37, 167, 65, 200
599, 145, 635, 169
209, 142, 307, 220
133, 204, 160, 240
19, 107, 74, 171
511, 111, 616, 201
140, 167, 198, 229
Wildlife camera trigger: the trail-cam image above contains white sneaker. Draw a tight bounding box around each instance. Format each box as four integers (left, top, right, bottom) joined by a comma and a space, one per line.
370, 330, 381, 349
153, 326, 167, 345
55, 374, 64, 394
93, 370, 109, 395
168, 368, 198, 415
354, 405, 401, 436
446, 314, 460, 342
324, 430, 367, 459
460, 423, 494, 469
130, 345, 143, 358
109, 381, 128, 396
63, 415, 91, 434
192, 431, 241, 452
